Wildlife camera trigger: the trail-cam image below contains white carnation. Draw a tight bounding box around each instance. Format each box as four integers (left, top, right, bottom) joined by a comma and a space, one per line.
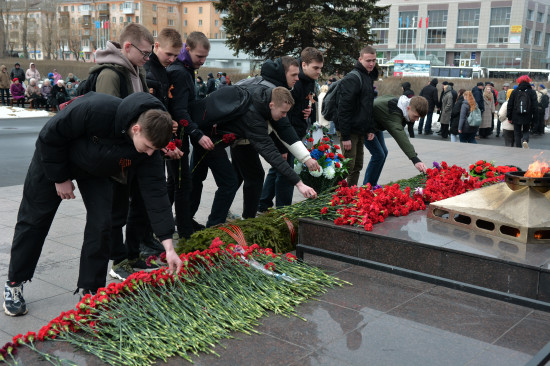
309, 166, 323, 177
294, 162, 303, 174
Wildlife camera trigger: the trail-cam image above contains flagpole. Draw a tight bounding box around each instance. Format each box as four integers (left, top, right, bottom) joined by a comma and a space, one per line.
398, 17, 401, 57
424, 17, 428, 61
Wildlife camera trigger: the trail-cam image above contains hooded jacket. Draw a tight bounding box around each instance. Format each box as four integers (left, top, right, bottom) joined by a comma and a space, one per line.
144, 51, 170, 107
288, 58, 317, 138
36, 92, 174, 240
506, 82, 538, 125
0, 65, 10, 89
25, 63, 41, 81
90, 41, 148, 97
10, 65, 25, 83
471, 86, 485, 113
261, 58, 289, 88
335, 61, 378, 140
206, 74, 216, 94
167, 43, 205, 149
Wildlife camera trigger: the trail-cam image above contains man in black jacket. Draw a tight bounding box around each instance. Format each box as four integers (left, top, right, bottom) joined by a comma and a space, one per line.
471, 81, 485, 114
258, 47, 323, 210
507, 75, 538, 148
206, 72, 216, 95
418, 78, 439, 135
10, 62, 25, 83
335, 45, 378, 187
3, 92, 183, 317
167, 32, 234, 229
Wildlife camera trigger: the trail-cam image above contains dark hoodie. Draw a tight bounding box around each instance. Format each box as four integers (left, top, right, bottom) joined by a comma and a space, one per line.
167, 43, 205, 150
507, 82, 537, 125
288, 58, 317, 138
145, 51, 171, 107
261, 58, 289, 88
36, 92, 174, 240
419, 79, 439, 112
335, 61, 378, 140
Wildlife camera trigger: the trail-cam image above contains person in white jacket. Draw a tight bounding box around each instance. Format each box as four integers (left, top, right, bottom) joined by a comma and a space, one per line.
25, 62, 41, 82
498, 88, 515, 147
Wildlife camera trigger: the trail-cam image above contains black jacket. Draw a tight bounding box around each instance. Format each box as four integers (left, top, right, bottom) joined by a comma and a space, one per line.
261, 58, 289, 88
36, 92, 174, 240
507, 82, 538, 125
450, 95, 463, 135
420, 81, 439, 112
206, 77, 216, 95
288, 59, 316, 138
471, 86, 485, 113
167, 58, 205, 149
213, 85, 301, 185
144, 52, 170, 107
10, 67, 25, 82
335, 61, 378, 140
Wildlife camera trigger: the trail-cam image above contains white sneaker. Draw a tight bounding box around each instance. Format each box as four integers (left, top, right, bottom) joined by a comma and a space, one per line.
522, 140, 529, 149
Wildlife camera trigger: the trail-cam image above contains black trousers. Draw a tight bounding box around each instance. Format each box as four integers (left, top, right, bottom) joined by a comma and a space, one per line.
190, 142, 238, 227
231, 144, 265, 219
166, 155, 193, 238
9, 151, 112, 290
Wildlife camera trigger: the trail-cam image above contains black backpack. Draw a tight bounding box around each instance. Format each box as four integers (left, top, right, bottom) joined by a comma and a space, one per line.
76, 66, 129, 98
189, 85, 251, 130
541, 94, 549, 109
514, 89, 531, 115
321, 70, 362, 121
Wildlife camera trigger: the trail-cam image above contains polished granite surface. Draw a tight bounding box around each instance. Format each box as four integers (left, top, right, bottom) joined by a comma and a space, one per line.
12, 255, 550, 365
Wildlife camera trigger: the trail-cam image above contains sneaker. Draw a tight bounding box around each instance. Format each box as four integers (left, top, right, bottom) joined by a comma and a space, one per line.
192, 219, 205, 231
226, 210, 242, 221
109, 259, 135, 281
522, 140, 529, 149
139, 232, 165, 257
129, 257, 159, 271
3, 281, 28, 316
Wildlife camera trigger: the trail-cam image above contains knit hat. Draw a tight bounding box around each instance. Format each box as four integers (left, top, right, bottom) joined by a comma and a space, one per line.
477, 82, 484, 86
208, 72, 213, 78
401, 81, 411, 89
448, 82, 454, 87
14, 62, 20, 66
442, 81, 448, 85
540, 84, 546, 89
48, 72, 54, 78
13, 78, 18, 82
430, 78, 438, 86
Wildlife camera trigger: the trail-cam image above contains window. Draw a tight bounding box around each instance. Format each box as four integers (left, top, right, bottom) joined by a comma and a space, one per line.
135, 16, 139, 23
153, 4, 156, 11
168, 6, 174, 13
456, 9, 479, 43
398, 11, 417, 45
135, 3, 139, 10
168, 19, 174, 26
488, 7, 511, 43
71, 5, 74, 11
524, 28, 531, 44
64, 6, 68, 11
184, 7, 187, 14
184, 32, 188, 39
120, 4, 123, 11
72, 30, 75, 36
153, 30, 157, 37
199, 7, 203, 14
127, 16, 132, 23
527, 9, 534, 21
535, 30, 542, 46
112, 17, 116, 23
215, 33, 218, 39
198, 19, 202, 26
427, 10, 447, 44
215, 20, 219, 27
184, 20, 187, 26
120, 16, 123, 23
371, 14, 389, 44
538, 12, 544, 23
153, 17, 157, 25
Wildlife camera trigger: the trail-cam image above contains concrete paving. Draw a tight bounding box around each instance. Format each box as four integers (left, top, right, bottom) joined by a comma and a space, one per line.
0, 117, 549, 364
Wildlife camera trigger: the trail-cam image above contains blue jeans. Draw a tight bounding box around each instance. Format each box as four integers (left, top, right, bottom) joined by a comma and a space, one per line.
258, 153, 295, 211
418, 111, 434, 133
362, 131, 388, 187
459, 132, 477, 143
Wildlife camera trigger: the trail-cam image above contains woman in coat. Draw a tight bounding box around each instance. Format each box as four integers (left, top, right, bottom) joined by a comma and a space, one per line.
498, 89, 515, 147
439, 84, 453, 139
479, 85, 495, 138
25, 78, 44, 108
449, 89, 465, 142
10, 78, 25, 107
0, 65, 10, 105
458, 90, 479, 143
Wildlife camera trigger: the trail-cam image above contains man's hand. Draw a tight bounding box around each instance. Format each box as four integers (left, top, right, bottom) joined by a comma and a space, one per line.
415, 162, 428, 173
304, 158, 320, 171
302, 107, 312, 119
296, 181, 317, 199
199, 136, 215, 150
55, 180, 76, 200
161, 239, 183, 275
367, 133, 375, 141
342, 140, 352, 151
171, 120, 178, 134
162, 147, 184, 160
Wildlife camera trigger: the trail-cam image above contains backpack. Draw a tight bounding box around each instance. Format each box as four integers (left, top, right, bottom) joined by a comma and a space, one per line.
467, 106, 482, 127
321, 70, 362, 121
189, 85, 251, 130
76, 66, 129, 98
540, 94, 549, 109
234, 75, 276, 88
514, 89, 531, 115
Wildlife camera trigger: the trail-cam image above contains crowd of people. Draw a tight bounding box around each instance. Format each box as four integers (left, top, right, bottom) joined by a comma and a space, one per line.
0, 62, 80, 110
3, 22, 545, 319
413, 77, 547, 148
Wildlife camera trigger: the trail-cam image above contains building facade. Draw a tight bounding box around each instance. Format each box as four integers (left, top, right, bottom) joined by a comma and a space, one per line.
374, 0, 550, 69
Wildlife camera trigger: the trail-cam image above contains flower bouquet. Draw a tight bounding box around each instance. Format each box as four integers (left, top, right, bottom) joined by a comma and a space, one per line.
294, 124, 351, 192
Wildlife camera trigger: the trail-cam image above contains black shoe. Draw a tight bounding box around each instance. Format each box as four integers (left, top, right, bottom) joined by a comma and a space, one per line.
109, 259, 135, 281
495, 134, 500, 137
139, 232, 165, 256
418, 131, 423, 135
424, 131, 434, 135
192, 219, 205, 231
129, 257, 160, 271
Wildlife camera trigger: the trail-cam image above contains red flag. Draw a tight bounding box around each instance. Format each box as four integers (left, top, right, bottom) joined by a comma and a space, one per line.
104, 20, 109, 29
419, 17, 422, 28
426, 17, 429, 28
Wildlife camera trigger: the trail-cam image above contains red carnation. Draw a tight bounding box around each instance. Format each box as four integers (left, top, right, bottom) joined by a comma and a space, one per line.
321, 207, 328, 214
475, 166, 483, 173
318, 145, 326, 152
174, 138, 182, 148
166, 141, 176, 151
222, 133, 236, 144
335, 162, 341, 168
179, 119, 189, 127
